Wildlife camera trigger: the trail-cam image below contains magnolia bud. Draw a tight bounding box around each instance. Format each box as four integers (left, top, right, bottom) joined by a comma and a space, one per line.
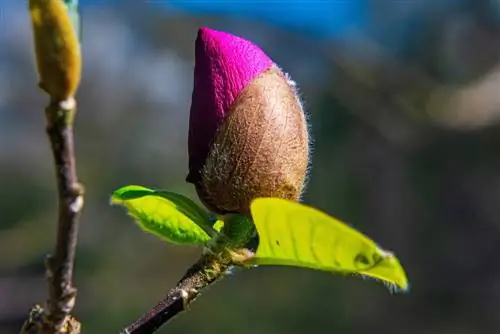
187, 28, 309, 214
29, 0, 81, 100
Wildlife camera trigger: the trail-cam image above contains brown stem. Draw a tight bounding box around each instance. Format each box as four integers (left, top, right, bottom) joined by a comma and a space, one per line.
21, 98, 84, 334
120, 253, 230, 334
43, 98, 84, 331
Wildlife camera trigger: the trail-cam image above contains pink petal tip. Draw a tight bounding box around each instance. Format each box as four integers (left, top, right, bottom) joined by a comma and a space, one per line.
188, 27, 274, 183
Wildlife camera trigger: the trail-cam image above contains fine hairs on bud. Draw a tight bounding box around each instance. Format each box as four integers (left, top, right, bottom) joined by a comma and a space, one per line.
285, 69, 314, 201
199, 66, 310, 214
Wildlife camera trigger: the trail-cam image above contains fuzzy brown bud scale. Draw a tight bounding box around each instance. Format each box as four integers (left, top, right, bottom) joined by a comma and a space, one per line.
197, 66, 309, 214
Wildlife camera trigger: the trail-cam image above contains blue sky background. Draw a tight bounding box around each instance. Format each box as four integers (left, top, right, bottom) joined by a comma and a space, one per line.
7, 0, 491, 53
75, 0, 478, 54
164, 0, 369, 39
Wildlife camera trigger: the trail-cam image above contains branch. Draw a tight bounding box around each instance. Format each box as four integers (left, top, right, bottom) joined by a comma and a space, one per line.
120, 253, 231, 334
22, 0, 83, 332
44, 98, 84, 330
21, 98, 84, 334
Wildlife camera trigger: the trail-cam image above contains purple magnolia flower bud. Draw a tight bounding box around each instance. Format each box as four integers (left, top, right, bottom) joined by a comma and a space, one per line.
187, 27, 309, 214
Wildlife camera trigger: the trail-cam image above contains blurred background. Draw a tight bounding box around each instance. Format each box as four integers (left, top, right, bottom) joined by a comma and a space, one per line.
2, 0, 500, 333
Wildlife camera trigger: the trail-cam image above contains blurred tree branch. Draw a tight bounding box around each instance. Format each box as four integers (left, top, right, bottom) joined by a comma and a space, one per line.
21, 0, 83, 333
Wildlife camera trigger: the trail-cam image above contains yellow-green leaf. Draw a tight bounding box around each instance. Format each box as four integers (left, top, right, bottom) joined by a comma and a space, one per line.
111, 185, 214, 245
248, 198, 409, 292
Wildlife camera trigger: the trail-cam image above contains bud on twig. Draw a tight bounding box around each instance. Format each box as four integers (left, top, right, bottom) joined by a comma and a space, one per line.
187, 28, 309, 214
29, 0, 81, 100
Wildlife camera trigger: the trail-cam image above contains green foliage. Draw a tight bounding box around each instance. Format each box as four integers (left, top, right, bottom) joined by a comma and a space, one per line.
111, 185, 409, 292
247, 198, 409, 292
111, 185, 215, 245
219, 214, 256, 248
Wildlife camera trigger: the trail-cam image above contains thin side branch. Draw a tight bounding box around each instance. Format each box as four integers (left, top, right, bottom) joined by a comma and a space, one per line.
43, 98, 84, 331
23, 1, 83, 332
21, 98, 84, 334
120, 253, 231, 334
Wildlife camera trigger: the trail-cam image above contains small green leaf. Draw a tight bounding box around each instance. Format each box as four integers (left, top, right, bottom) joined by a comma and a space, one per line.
213, 219, 225, 232
247, 198, 409, 293
111, 185, 214, 245
220, 214, 256, 248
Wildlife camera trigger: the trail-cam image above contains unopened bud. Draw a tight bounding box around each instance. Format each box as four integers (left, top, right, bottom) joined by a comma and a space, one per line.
29, 0, 81, 100
187, 28, 309, 214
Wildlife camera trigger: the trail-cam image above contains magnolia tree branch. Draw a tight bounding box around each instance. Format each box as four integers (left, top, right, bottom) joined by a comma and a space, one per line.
20, 99, 84, 334
120, 254, 231, 334
22, 0, 83, 333
44, 98, 84, 331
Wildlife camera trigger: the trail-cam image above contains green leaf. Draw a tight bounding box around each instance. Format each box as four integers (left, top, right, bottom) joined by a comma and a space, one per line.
247, 198, 409, 293
111, 185, 215, 245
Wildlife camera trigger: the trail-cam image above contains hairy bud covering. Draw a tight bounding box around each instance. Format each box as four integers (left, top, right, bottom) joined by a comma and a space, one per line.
187, 28, 309, 214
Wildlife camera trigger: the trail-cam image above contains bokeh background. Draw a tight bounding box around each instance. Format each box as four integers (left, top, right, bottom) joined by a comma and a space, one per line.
2, 0, 500, 333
